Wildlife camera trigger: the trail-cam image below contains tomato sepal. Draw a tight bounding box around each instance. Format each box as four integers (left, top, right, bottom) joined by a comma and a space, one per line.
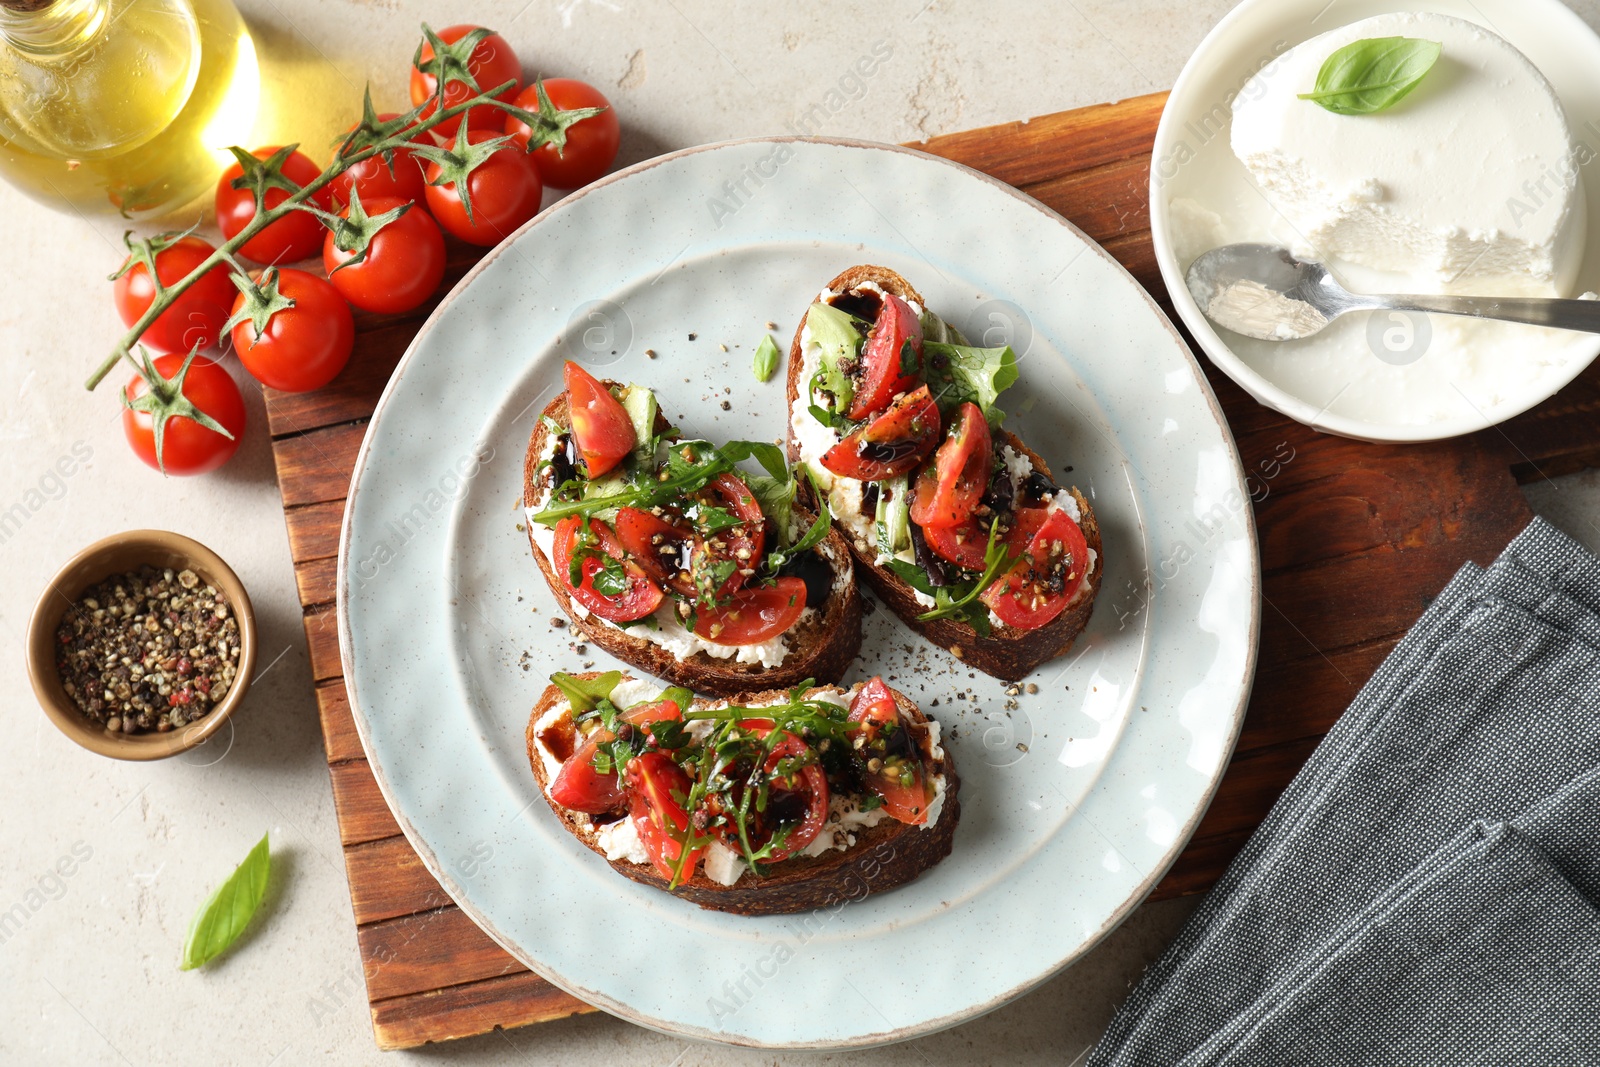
120, 348, 239, 476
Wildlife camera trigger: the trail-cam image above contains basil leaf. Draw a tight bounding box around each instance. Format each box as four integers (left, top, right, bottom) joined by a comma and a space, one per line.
181, 833, 270, 971
805, 302, 864, 413
589, 554, 630, 596
1297, 37, 1442, 115
885, 558, 936, 597
720, 440, 788, 481
551, 671, 622, 712
752, 335, 781, 382
923, 341, 1018, 425
658, 686, 695, 715
748, 473, 796, 546
696, 506, 745, 534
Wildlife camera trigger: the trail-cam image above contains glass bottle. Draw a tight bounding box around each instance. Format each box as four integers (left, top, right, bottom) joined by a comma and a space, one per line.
0, 0, 260, 218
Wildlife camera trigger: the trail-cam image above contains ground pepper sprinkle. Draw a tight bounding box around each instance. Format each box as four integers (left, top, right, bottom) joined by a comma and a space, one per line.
55, 565, 241, 734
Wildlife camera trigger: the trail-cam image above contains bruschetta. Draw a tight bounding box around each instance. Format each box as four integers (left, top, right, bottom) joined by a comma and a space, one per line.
523, 363, 862, 695
526, 671, 959, 915
786, 266, 1102, 681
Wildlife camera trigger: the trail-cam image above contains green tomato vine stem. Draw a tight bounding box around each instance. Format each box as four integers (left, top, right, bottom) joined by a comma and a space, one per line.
85, 77, 524, 392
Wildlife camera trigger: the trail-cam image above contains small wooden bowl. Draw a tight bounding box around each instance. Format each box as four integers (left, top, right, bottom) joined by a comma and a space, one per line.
26, 530, 257, 761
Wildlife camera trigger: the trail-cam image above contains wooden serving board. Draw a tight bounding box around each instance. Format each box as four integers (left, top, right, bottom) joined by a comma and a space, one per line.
267, 90, 1600, 1048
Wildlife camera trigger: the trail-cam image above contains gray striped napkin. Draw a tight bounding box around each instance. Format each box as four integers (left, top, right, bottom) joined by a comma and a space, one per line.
1090, 518, 1600, 1066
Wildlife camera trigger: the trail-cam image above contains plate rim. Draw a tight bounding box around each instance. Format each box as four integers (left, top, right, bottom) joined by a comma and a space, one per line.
1148, 0, 1600, 443
336, 133, 1262, 1047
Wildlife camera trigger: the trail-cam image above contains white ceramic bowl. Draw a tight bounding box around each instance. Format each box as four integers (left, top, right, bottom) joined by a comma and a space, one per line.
1151, 0, 1600, 442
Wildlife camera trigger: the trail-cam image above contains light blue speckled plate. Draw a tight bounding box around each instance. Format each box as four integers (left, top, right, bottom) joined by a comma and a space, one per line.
337, 138, 1259, 1049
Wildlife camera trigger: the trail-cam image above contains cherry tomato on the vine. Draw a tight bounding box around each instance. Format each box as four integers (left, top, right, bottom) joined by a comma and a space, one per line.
229, 269, 354, 393
122, 354, 246, 476
409, 25, 521, 143
322, 196, 446, 315
423, 130, 543, 246
215, 146, 332, 265
328, 115, 428, 210
505, 78, 620, 189
111, 235, 235, 355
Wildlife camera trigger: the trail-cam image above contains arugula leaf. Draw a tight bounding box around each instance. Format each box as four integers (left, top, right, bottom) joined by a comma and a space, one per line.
181, 834, 270, 971
752, 335, 782, 382
532, 441, 730, 524
916, 520, 1017, 627
805, 302, 864, 415
923, 341, 1019, 425
551, 671, 623, 713
1298, 37, 1442, 115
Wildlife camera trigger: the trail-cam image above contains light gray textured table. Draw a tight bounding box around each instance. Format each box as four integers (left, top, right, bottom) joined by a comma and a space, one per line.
4, 2, 1599, 1063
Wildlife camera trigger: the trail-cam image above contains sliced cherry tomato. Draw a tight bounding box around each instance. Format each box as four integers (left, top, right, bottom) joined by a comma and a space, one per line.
848, 678, 932, 825
215, 146, 332, 265
981, 507, 1091, 631
922, 517, 989, 571
112, 235, 235, 355
328, 115, 427, 210
760, 732, 830, 860
614, 507, 695, 596
692, 577, 807, 646
504, 78, 620, 189
549, 698, 683, 814
230, 269, 353, 393
552, 516, 663, 623
322, 195, 446, 315
423, 130, 543, 247
911, 402, 991, 529
698, 723, 829, 861
408, 25, 522, 142
626, 752, 704, 881
821, 385, 941, 482
562, 361, 634, 477
846, 292, 923, 421
121, 354, 246, 476
689, 472, 766, 600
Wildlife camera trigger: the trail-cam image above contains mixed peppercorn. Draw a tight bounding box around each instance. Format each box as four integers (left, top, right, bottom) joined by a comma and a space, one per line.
55, 565, 242, 734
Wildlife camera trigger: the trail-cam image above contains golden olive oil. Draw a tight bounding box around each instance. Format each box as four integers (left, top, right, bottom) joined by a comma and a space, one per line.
0, 0, 259, 218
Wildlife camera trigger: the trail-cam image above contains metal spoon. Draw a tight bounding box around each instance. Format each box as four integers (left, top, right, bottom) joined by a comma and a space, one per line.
1185, 243, 1600, 342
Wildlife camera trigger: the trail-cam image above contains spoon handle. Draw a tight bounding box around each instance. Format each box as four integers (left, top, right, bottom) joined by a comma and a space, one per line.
1382, 294, 1600, 334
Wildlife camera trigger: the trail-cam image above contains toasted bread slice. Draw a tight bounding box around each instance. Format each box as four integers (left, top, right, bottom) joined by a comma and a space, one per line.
526, 674, 960, 916
523, 390, 863, 696
785, 265, 1103, 681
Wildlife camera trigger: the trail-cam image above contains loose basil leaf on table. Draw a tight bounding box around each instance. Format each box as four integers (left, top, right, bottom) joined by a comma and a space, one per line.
181, 833, 271, 971
1298, 37, 1442, 116
752, 335, 782, 382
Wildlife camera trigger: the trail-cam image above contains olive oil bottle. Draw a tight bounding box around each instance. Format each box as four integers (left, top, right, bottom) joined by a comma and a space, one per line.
0, 0, 259, 218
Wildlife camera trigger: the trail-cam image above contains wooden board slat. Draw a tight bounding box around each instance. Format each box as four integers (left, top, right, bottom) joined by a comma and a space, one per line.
303, 605, 342, 682
344, 834, 455, 924
283, 499, 345, 564
267, 88, 1600, 1049
328, 759, 404, 846
316, 681, 364, 764
357, 908, 528, 1002
369, 972, 594, 1052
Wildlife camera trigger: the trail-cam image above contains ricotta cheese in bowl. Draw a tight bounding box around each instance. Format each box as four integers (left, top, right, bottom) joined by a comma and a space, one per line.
1151, 0, 1600, 441
1231, 12, 1585, 299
